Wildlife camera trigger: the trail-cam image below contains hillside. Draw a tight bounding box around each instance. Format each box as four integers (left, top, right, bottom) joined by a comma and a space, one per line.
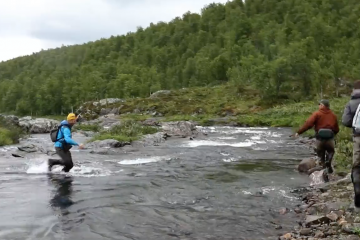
0, 0, 360, 116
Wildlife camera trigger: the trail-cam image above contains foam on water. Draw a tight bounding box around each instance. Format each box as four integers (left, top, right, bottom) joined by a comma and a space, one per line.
242, 186, 298, 200
222, 157, 237, 162
25, 156, 112, 177
0, 146, 17, 152
183, 140, 255, 148
118, 156, 171, 165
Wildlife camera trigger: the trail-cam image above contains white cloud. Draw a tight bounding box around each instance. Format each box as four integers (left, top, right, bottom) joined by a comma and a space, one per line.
0, 0, 229, 62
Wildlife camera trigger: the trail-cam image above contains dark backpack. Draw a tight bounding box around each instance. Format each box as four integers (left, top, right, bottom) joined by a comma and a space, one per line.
50, 125, 69, 142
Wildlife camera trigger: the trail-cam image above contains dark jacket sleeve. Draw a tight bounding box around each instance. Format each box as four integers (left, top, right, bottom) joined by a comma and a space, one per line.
342, 102, 353, 128
297, 112, 318, 135
333, 115, 340, 134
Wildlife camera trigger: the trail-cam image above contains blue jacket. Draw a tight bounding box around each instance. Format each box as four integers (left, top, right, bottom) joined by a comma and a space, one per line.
54, 120, 79, 148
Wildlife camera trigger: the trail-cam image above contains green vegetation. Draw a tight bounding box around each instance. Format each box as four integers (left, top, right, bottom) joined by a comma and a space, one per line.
83, 84, 258, 118
0, 0, 356, 170
0, 0, 359, 116
90, 120, 158, 142
0, 117, 23, 146
73, 124, 101, 132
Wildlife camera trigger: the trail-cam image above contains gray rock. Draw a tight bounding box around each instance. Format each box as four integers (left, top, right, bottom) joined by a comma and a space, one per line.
132, 132, 167, 147
94, 98, 125, 106
110, 107, 120, 115
19, 117, 59, 133
298, 157, 317, 173
299, 228, 312, 235
326, 212, 339, 221
161, 121, 199, 138
142, 118, 161, 126
0, 114, 19, 126
100, 108, 112, 116
87, 139, 129, 149
314, 230, 324, 238
17, 144, 38, 153
305, 215, 330, 226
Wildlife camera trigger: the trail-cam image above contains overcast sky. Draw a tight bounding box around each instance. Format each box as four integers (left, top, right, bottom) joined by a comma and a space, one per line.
0, 0, 228, 62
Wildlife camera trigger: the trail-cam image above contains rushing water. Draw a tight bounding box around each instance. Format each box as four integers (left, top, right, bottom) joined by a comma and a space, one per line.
0, 126, 312, 240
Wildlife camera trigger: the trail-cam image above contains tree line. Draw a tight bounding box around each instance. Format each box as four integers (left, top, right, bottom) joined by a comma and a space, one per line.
0, 0, 360, 115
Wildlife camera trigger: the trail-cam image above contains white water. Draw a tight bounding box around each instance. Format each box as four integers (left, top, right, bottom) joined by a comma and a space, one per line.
118, 156, 172, 165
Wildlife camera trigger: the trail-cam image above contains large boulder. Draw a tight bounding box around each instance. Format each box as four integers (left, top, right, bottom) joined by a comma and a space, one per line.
161, 121, 200, 138
298, 157, 317, 173
19, 117, 59, 133
84, 114, 121, 129
132, 132, 168, 147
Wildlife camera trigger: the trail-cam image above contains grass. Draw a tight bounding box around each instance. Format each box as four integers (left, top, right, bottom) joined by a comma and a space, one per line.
0, 116, 23, 146
90, 120, 158, 142
82, 84, 260, 118
73, 124, 101, 132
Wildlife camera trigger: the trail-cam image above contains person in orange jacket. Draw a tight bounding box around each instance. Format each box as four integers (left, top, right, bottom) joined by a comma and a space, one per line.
295, 100, 339, 179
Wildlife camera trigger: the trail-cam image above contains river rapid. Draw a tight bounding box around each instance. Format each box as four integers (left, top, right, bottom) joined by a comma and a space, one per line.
0, 126, 312, 240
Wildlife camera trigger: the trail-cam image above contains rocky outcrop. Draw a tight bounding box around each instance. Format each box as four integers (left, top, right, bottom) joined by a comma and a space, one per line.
76, 98, 125, 119
84, 114, 121, 129
161, 121, 200, 138
93, 98, 125, 107
19, 117, 59, 133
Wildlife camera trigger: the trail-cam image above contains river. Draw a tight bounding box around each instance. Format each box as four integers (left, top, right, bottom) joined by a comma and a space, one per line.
0, 126, 312, 240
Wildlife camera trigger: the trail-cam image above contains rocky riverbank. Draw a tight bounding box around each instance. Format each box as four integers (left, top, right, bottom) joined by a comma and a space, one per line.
277, 138, 359, 240
278, 173, 360, 240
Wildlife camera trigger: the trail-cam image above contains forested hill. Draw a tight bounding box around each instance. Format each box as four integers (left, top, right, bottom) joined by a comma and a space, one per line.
0, 0, 360, 116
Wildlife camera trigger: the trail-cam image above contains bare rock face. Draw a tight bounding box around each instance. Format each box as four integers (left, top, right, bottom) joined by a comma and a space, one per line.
19, 117, 59, 133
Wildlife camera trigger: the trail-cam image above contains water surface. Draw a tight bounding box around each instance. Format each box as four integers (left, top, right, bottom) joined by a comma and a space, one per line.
0, 126, 311, 240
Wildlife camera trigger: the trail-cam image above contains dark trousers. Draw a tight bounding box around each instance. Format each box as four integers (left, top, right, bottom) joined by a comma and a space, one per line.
315, 139, 335, 166
49, 147, 74, 172
352, 137, 360, 207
